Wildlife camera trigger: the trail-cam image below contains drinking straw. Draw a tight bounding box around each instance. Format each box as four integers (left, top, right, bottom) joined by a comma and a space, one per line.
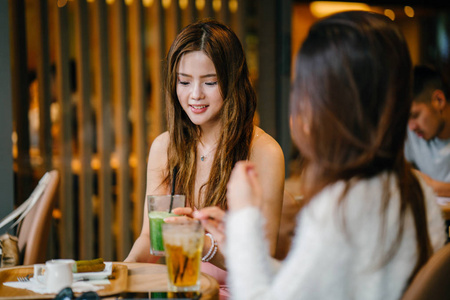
169, 167, 178, 213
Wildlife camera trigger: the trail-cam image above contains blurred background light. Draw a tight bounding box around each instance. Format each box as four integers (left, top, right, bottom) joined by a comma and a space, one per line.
143, 0, 154, 7
404, 6, 414, 18
162, 0, 171, 9
179, 0, 188, 10
213, 0, 221, 12
57, 0, 68, 7
229, 0, 238, 13
384, 9, 395, 20
196, 0, 205, 11
309, 1, 371, 18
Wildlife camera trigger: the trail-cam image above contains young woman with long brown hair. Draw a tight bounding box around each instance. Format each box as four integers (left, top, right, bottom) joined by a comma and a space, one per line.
125, 19, 285, 298
196, 11, 446, 299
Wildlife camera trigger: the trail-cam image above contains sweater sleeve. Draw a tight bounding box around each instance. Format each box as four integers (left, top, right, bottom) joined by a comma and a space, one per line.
226, 202, 354, 300
226, 207, 275, 300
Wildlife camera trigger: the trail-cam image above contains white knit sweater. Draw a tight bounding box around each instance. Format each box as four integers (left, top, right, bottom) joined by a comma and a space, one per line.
226, 173, 446, 300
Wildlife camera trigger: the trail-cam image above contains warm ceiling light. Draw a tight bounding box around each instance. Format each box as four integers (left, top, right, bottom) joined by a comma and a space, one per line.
106, 0, 115, 5
196, 0, 205, 11
143, 0, 154, 7
229, 0, 238, 13
213, 0, 221, 12
162, 0, 171, 9
384, 9, 395, 20
309, 1, 371, 18
57, 0, 67, 7
404, 6, 414, 18
124, 0, 133, 5
179, 0, 188, 10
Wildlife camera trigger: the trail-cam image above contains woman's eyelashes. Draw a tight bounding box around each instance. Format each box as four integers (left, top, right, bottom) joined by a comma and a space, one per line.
177, 79, 218, 86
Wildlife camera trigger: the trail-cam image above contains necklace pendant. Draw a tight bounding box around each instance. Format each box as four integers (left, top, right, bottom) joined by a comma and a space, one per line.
200, 155, 205, 161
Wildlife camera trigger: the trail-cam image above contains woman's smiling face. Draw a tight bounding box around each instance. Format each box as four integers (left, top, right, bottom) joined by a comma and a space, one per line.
176, 51, 224, 129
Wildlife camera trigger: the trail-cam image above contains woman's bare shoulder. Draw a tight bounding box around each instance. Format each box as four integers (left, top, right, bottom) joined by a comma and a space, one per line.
149, 132, 170, 154
148, 132, 170, 166
251, 127, 284, 159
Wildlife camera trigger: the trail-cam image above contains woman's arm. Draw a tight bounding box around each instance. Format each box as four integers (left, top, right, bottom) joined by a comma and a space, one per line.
417, 170, 450, 197
250, 128, 285, 257
124, 132, 170, 262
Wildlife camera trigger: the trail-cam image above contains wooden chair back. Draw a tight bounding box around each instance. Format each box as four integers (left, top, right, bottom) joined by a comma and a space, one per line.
17, 170, 59, 265
401, 242, 450, 300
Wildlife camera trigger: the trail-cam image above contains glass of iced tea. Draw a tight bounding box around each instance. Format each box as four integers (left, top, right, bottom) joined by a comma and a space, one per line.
148, 195, 186, 256
162, 220, 204, 292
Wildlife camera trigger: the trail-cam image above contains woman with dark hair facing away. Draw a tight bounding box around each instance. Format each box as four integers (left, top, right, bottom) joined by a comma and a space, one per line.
195, 11, 446, 299
125, 19, 285, 298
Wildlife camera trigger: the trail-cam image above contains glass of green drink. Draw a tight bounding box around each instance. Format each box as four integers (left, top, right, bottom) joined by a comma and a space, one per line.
148, 195, 186, 256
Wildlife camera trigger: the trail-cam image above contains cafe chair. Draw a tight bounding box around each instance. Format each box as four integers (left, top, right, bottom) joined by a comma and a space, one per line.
17, 170, 59, 265
401, 242, 450, 300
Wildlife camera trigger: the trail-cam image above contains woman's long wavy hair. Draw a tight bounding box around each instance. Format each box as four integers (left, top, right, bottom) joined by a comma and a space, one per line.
163, 19, 256, 210
290, 11, 432, 280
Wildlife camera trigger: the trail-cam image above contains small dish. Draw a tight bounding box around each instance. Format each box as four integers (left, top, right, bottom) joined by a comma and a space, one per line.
72, 262, 112, 281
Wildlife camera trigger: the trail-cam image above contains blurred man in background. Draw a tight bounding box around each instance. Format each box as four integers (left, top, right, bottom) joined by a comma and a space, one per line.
405, 65, 450, 197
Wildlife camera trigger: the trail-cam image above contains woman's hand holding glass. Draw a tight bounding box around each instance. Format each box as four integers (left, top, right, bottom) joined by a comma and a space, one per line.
164, 207, 196, 223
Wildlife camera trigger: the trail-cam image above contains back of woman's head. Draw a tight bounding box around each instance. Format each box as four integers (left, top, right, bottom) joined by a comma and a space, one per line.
291, 11, 412, 183
291, 11, 432, 278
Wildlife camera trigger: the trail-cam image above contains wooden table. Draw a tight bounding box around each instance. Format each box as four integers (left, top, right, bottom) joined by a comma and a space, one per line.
112, 262, 219, 300
0, 262, 219, 300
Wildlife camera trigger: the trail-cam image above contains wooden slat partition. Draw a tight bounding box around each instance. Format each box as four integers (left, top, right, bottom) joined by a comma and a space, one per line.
169, 0, 182, 35
111, 0, 131, 261
257, 0, 277, 138
93, 0, 113, 261
36, 0, 52, 175
155, 0, 167, 131
145, 0, 165, 140
234, 0, 246, 51
219, 0, 230, 25
8, 0, 258, 263
204, 0, 214, 19
182, 0, 197, 27
129, 0, 147, 242
54, 2, 74, 260
9, 0, 33, 206
74, 0, 94, 260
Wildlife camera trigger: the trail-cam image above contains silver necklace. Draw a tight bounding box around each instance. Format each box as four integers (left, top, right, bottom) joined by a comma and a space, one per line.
199, 146, 217, 162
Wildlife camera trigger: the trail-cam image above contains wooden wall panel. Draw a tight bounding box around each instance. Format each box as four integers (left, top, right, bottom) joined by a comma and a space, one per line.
145, 0, 165, 142
181, 0, 197, 27
219, 0, 230, 25
129, 0, 147, 242
9, 0, 32, 206
74, 0, 94, 260
54, 2, 74, 259
111, 0, 131, 261
36, 0, 52, 175
93, 0, 113, 261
